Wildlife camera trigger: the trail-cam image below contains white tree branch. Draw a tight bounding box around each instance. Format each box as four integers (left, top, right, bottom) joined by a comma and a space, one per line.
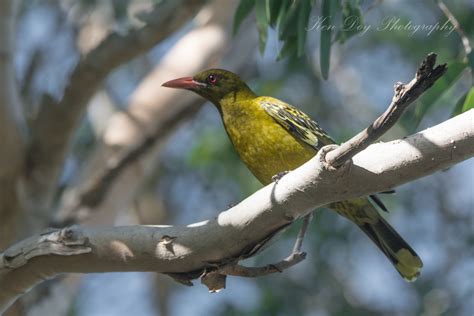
0, 110, 473, 313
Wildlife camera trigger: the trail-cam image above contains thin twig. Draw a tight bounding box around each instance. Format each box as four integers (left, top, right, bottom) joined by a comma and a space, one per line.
201, 251, 306, 292
326, 53, 447, 168
438, 0, 472, 55
201, 214, 313, 282
219, 252, 307, 278
292, 213, 313, 254
174, 220, 307, 291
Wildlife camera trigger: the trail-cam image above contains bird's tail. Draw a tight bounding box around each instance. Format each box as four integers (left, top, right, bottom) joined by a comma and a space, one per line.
331, 199, 423, 281
358, 212, 423, 281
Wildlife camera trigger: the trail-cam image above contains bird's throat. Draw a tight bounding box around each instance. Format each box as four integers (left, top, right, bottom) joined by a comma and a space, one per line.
217, 88, 257, 113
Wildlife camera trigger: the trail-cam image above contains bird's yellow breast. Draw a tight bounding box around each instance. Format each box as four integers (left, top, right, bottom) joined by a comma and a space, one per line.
220, 96, 315, 185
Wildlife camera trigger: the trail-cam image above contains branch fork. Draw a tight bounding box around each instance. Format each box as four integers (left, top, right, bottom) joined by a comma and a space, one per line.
199, 53, 449, 290
325, 53, 447, 168
1, 227, 91, 271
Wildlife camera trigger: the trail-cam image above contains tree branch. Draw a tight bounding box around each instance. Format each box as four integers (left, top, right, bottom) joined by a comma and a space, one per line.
55, 98, 203, 226
25, 0, 206, 211
1, 110, 472, 312
54, 0, 255, 226
0, 0, 26, 178
326, 53, 447, 167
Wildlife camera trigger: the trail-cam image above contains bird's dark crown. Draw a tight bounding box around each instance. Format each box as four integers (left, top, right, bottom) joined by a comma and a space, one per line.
191, 69, 255, 105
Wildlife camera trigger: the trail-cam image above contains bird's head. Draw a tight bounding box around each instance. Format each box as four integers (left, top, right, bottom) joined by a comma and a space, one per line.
162, 69, 255, 106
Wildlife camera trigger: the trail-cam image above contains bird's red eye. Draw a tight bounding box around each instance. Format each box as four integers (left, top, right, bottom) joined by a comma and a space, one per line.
207, 74, 217, 85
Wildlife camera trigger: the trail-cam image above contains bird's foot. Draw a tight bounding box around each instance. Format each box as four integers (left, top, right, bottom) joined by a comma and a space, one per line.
272, 171, 290, 183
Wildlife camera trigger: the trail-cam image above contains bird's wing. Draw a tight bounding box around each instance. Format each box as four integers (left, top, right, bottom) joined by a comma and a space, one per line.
259, 97, 336, 150
259, 97, 389, 213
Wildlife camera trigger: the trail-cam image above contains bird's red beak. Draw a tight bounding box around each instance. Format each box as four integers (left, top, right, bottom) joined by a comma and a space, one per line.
162, 76, 204, 90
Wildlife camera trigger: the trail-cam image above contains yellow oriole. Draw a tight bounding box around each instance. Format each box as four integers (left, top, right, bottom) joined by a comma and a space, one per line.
163, 69, 422, 281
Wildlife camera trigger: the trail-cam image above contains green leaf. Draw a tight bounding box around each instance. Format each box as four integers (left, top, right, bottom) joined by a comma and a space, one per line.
451, 87, 474, 117
266, 0, 282, 26
320, 0, 335, 80
265, 0, 272, 23
276, 0, 291, 32
461, 87, 474, 112
233, 0, 255, 35
336, 0, 364, 44
297, 0, 311, 57
451, 91, 467, 117
277, 36, 297, 61
279, 0, 300, 40
468, 51, 474, 82
400, 61, 467, 132
255, 0, 269, 54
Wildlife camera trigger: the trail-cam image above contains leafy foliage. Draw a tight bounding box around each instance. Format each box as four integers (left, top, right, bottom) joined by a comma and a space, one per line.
320, 0, 335, 79
235, 0, 473, 128
461, 87, 474, 112
452, 87, 474, 116
335, 0, 364, 43
233, 0, 368, 78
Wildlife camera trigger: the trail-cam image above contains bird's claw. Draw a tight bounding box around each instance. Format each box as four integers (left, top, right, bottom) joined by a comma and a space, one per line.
272, 171, 289, 183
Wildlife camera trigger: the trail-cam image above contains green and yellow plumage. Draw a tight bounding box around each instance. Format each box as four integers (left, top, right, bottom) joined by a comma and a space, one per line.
163, 69, 423, 281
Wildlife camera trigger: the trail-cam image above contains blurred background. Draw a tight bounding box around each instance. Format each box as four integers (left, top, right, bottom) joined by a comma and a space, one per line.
3, 0, 473, 315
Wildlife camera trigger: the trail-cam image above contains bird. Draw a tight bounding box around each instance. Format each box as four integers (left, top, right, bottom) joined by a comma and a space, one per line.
162, 69, 423, 281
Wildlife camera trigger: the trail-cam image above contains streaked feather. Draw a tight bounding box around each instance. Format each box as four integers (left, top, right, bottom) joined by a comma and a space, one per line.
259, 97, 335, 150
